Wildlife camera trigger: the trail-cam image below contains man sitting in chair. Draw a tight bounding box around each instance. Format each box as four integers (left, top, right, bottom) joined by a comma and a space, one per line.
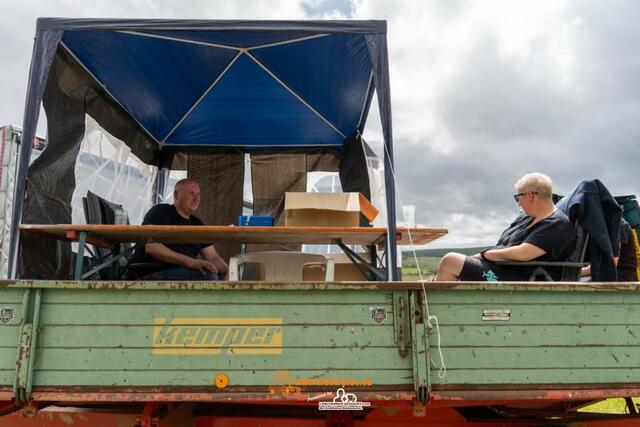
436, 173, 577, 282
130, 178, 228, 280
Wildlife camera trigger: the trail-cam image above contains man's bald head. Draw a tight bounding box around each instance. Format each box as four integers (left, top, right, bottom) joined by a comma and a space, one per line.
174, 178, 200, 192
173, 179, 201, 218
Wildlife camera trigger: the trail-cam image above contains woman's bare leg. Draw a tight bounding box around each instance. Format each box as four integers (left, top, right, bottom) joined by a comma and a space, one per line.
436, 252, 467, 281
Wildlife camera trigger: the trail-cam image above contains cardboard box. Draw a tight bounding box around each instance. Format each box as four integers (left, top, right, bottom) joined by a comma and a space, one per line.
275, 192, 378, 227
303, 252, 371, 281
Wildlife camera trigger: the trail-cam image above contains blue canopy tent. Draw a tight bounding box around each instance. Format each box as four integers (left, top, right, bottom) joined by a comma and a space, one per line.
11, 19, 397, 279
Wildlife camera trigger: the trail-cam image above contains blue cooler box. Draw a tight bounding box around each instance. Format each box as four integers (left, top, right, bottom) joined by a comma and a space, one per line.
237, 215, 274, 226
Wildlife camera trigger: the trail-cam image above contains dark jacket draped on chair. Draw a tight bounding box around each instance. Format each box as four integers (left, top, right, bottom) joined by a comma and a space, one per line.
556, 179, 622, 282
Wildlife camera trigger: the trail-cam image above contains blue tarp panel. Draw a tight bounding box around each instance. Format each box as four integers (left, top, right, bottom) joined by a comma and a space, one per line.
61, 30, 373, 148
62, 31, 238, 142
168, 54, 344, 146
252, 34, 371, 136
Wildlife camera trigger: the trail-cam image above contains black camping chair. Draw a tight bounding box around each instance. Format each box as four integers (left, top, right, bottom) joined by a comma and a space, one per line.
493, 222, 590, 281
81, 191, 136, 279
82, 192, 165, 280
83, 191, 168, 280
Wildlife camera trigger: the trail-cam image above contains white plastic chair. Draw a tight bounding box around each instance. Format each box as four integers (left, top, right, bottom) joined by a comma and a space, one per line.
228, 251, 335, 282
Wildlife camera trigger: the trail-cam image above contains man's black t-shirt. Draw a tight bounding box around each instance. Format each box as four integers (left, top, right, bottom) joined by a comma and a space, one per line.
130, 204, 208, 269
496, 209, 577, 262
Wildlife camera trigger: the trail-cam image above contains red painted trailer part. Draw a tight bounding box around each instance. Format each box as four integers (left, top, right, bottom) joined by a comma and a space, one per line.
2, 389, 640, 426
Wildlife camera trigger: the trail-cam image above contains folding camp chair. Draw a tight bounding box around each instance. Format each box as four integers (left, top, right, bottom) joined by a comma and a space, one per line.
82, 191, 157, 279
493, 223, 590, 281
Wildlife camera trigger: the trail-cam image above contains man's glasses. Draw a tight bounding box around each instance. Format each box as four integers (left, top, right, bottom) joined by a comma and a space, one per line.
513, 191, 538, 202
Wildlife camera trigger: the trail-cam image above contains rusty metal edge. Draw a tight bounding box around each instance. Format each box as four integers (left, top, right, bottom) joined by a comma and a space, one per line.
430, 387, 640, 403
24, 387, 640, 405
0, 391, 14, 401
28, 390, 416, 403
432, 383, 640, 391
2, 279, 640, 292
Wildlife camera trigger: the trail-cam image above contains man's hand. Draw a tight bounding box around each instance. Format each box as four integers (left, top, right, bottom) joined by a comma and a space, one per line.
200, 245, 229, 275
186, 258, 218, 275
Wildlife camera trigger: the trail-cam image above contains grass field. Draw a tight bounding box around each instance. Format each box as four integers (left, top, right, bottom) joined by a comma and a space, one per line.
401, 247, 488, 280
579, 397, 640, 414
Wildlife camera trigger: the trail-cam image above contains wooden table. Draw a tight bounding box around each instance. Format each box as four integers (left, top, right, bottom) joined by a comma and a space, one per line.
20, 224, 448, 280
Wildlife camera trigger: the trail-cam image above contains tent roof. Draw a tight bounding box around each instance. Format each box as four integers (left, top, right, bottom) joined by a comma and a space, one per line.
51, 20, 385, 149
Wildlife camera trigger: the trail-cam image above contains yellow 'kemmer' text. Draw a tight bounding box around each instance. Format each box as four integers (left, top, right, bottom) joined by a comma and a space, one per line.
152, 317, 283, 355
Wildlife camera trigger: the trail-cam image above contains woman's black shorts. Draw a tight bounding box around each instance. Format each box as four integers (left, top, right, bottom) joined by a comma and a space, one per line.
459, 256, 534, 282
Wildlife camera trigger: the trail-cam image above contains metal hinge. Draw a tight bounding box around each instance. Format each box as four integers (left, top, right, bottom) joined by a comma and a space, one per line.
393, 290, 411, 357
410, 290, 430, 404
13, 289, 42, 406
15, 322, 32, 403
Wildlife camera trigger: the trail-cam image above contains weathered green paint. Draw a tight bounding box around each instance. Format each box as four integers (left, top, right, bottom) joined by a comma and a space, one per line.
40, 288, 392, 304
437, 324, 640, 346
430, 304, 640, 324
30, 369, 414, 388
37, 304, 393, 325
1, 280, 639, 404
0, 347, 18, 384
425, 286, 640, 386
38, 325, 397, 347
30, 347, 410, 370
432, 368, 640, 384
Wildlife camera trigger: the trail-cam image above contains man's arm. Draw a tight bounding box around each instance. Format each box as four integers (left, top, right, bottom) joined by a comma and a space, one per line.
482, 243, 546, 262
200, 245, 228, 275
145, 242, 218, 274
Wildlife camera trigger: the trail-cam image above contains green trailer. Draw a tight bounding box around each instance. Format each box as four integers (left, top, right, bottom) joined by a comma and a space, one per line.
2, 279, 640, 426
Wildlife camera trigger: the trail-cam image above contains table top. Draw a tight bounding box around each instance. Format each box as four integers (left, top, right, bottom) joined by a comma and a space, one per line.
20, 224, 447, 248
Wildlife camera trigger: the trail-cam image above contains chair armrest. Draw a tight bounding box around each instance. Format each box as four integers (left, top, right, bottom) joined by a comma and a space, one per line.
493, 260, 588, 268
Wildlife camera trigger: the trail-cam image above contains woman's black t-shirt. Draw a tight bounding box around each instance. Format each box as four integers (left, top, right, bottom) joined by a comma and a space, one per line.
496, 209, 577, 261
459, 209, 578, 282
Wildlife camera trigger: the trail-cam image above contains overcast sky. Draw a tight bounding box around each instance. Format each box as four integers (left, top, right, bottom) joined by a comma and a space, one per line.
1, 0, 639, 248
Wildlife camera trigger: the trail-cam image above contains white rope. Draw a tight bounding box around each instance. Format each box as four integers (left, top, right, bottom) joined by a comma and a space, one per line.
427, 314, 447, 378
373, 138, 447, 379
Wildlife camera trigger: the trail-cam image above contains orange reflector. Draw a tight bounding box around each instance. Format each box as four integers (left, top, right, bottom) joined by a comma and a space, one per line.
215, 373, 229, 389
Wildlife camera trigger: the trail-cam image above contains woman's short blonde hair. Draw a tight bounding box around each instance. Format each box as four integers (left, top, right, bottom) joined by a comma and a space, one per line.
514, 173, 553, 200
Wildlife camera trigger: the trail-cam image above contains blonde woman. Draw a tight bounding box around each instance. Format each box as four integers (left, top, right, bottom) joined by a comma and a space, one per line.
436, 173, 576, 282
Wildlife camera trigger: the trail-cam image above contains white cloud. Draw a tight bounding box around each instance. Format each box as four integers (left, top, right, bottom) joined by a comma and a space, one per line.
356, 0, 640, 248
2, 0, 639, 250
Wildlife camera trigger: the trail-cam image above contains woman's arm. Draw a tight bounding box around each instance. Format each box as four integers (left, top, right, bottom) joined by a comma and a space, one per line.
482, 243, 546, 262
